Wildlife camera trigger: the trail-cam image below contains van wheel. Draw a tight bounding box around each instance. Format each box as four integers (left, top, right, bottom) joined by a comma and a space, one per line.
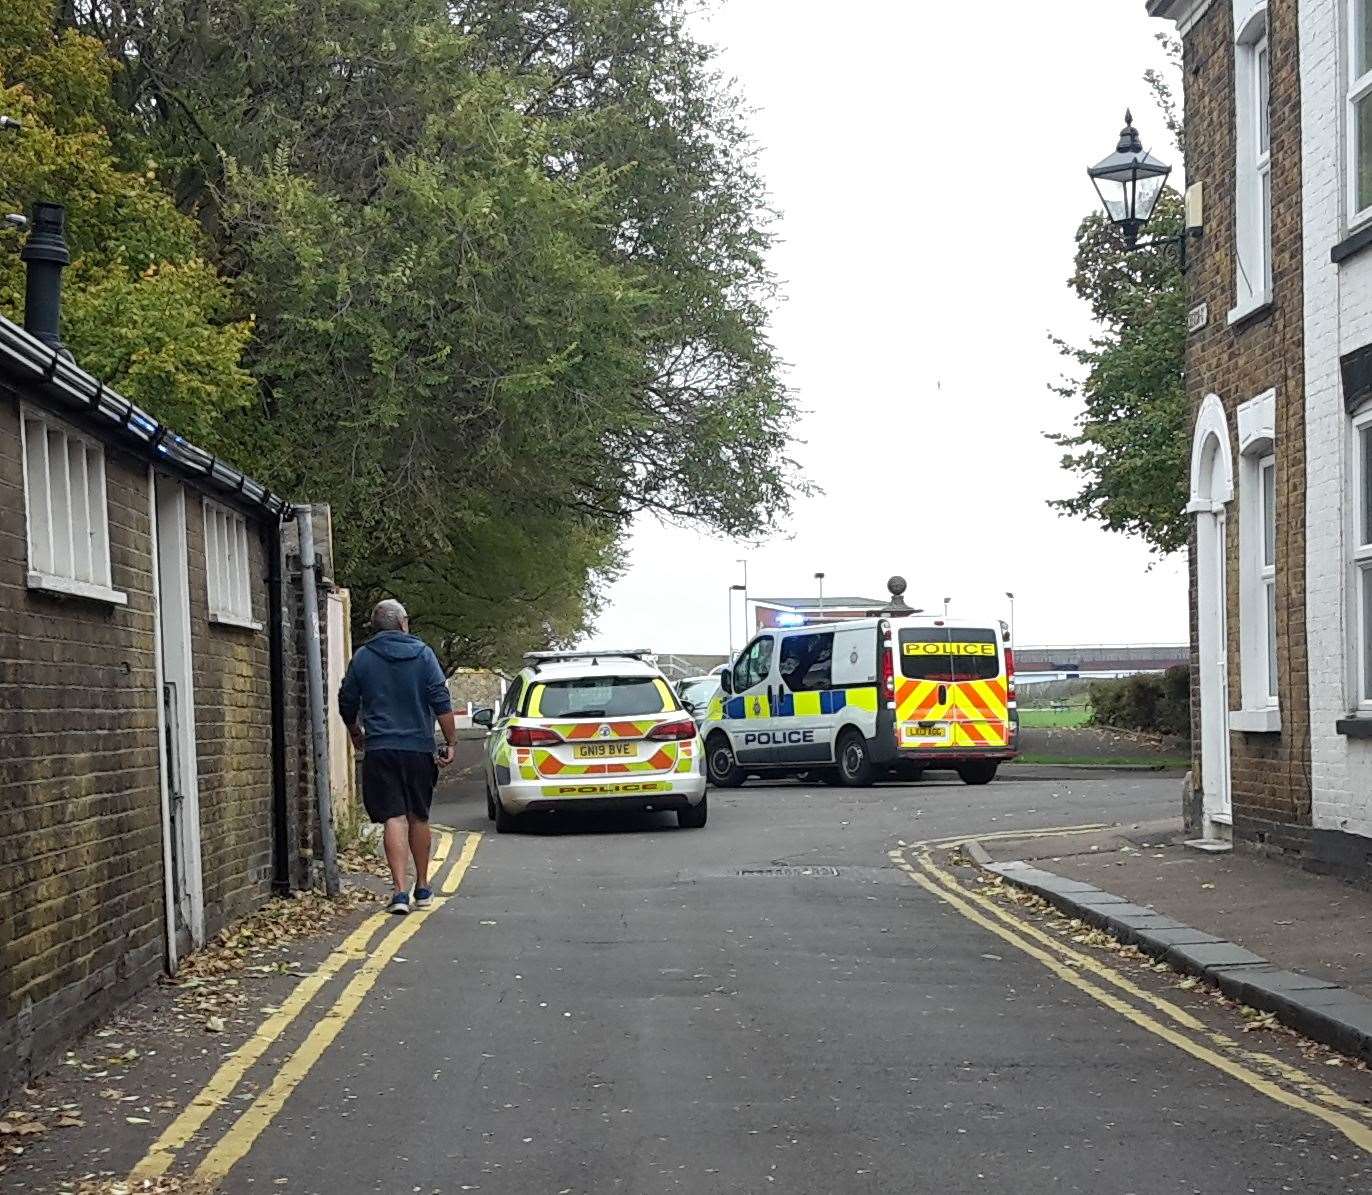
494, 799, 521, 833
677, 794, 708, 828
706, 733, 745, 788
957, 761, 999, 786
836, 730, 875, 787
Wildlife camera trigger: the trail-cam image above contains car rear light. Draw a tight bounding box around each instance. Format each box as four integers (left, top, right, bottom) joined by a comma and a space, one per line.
508, 724, 563, 747
647, 717, 697, 741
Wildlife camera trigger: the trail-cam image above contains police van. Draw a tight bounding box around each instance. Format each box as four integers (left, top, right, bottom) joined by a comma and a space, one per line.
700, 605, 1017, 787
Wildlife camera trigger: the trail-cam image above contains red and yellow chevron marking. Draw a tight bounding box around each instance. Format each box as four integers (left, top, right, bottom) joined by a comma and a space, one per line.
534, 743, 679, 777
539, 719, 661, 741
895, 676, 1008, 749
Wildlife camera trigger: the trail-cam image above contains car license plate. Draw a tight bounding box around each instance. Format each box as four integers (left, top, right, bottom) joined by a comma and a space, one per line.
573, 742, 635, 760
903, 722, 949, 743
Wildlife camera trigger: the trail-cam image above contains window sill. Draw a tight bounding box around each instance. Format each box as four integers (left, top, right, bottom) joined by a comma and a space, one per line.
1227, 295, 1273, 329
209, 609, 264, 632
27, 572, 128, 607
1332, 222, 1372, 265
1336, 717, 1372, 738
1229, 707, 1281, 733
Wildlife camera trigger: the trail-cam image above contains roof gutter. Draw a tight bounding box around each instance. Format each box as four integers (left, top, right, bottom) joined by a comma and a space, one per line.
0, 313, 288, 517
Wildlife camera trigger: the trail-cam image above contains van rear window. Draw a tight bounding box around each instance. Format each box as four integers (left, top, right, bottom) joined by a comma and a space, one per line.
527, 676, 672, 718
898, 628, 1000, 682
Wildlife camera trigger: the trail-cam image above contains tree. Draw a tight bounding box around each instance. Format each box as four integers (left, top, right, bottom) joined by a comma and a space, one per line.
72, 1, 800, 666
0, 0, 254, 444
1049, 37, 1187, 557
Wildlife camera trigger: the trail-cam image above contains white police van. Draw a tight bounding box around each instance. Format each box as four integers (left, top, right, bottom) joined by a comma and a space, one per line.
700, 582, 1017, 787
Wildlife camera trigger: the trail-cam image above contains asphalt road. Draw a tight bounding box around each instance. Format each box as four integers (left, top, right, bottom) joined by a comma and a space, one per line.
218, 774, 1372, 1193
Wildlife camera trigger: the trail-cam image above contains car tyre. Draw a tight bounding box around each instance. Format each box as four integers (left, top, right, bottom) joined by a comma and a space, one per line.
485, 782, 497, 822
706, 733, 745, 788
677, 794, 708, 829
957, 761, 999, 786
836, 729, 875, 787
494, 798, 521, 833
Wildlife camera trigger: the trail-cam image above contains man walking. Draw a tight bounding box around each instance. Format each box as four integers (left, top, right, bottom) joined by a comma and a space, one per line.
338, 599, 457, 914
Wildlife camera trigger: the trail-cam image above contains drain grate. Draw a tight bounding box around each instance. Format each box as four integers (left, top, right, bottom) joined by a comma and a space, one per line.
736, 865, 840, 878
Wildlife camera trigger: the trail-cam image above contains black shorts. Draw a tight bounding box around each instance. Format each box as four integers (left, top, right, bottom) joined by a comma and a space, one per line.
361, 749, 437, 823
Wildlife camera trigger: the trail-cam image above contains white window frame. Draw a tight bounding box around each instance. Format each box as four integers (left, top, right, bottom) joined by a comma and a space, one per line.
1352, 408, 1372, 710
1348, 0, 1372, 229
1230, 7, 1272, 322
1231, 389, 1280, 732
202, 498, 260, 630
18, 405, 126, 605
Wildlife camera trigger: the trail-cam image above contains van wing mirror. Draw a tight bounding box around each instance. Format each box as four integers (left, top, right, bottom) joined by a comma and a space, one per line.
719, 669, 734, 694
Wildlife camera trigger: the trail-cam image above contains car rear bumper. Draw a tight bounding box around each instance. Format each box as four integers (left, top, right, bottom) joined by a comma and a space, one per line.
499, 771, 707, 814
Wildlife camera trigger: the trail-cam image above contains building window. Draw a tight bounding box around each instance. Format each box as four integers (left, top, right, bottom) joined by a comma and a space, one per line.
1355, 413, 1372, 704
1350, 0, 1372, 225
203, 500, 257, 627
1232, 10, 1272, 317
1260, 455, 1277, 701
19, 407, 124, 604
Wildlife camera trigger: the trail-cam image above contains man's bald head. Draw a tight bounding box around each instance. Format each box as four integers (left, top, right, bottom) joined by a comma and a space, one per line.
371, 599, 409, 633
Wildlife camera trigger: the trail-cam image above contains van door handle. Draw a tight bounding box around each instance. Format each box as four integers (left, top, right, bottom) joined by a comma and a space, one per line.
938, 684, 948, 706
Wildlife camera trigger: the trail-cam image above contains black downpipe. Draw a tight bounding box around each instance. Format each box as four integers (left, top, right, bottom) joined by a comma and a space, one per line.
267, 513, 291, 894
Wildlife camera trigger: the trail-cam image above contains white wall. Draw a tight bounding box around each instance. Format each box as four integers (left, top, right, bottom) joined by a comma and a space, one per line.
1302, 0, 1372, 837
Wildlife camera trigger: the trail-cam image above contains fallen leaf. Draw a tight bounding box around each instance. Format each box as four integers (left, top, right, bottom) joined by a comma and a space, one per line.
125, 1116, 151, 1125
204, 1016, 225, 1034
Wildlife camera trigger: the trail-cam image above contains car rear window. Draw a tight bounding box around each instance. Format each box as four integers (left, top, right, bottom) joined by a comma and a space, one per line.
528, 676, 673, 718
679, 679, 719, 709
898, 627, 1001, 682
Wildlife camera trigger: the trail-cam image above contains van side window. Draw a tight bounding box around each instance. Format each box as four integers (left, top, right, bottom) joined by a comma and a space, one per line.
734, 636, 774, 690
779, 632, 834, 692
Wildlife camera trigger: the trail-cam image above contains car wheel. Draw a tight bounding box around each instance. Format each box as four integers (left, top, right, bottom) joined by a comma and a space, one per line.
957, 761, 999, 786
836, 729, 875, 787
485, 782, 497, 822
677, 794, 708, 829
706, 733, 745, 788
494, 798, 521, 833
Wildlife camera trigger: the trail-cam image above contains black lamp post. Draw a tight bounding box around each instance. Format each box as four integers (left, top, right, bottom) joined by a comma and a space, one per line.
1088, 111, 1200, 268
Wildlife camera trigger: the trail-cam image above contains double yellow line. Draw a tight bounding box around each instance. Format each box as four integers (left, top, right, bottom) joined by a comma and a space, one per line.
131, 828, 482, 1187
895, 833, 1372, 1155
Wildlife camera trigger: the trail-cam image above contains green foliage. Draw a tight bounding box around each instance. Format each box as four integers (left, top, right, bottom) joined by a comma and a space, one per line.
75, 0, 798, 664
1049, 41, 1187, 557
0, 0, 253, 437
1088, 665, 1190, 738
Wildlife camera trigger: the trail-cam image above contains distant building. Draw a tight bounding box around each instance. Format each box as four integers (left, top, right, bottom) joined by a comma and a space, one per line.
752, 596, 891, 630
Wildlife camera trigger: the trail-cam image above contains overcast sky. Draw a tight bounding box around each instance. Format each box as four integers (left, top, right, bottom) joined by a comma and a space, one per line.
585, 0, 1187, 655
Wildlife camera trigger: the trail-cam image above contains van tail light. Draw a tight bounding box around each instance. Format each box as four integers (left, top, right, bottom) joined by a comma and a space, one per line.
508, 724, 563, 747
881, 637, 895, 704
648, 717, 698, 741
1005, 649, 1017, 705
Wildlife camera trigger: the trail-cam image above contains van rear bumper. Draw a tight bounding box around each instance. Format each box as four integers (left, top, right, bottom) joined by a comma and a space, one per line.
895, 749, 1018, 765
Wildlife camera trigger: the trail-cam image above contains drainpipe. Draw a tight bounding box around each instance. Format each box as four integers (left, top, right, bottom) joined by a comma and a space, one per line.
296, 505, 340, 897
267, 513, 292, 894
20, 202, 70, 350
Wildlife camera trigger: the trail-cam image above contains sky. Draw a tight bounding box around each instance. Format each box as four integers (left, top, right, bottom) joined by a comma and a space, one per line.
585, 0, 1188, 655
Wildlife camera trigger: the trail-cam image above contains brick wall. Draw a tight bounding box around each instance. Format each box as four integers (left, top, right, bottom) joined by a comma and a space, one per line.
186, 492, 276, 928
1181, 0, 1313, 847
1300, 0, 1372, 840
0, 389, 166, 1088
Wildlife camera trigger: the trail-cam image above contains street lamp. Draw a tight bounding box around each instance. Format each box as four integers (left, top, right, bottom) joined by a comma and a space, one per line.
1088, 111, 1200, 268
942, 596, 951, 618
728, 583, 746, 658
1005, 591, 1016, 640
814, 571, 825, 617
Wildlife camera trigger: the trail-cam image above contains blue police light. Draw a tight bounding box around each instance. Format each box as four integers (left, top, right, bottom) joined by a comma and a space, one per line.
777, 613, 805, 627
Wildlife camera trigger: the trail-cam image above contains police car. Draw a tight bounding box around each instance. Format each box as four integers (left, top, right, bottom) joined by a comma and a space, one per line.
473, 650, 708, 832
699, 606, 1017, 787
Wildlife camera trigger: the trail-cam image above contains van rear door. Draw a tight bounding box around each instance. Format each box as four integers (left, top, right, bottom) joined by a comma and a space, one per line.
895, 626, 1009, 751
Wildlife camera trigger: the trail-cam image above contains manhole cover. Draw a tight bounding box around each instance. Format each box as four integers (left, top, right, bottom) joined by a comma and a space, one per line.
736, 865, 840, 878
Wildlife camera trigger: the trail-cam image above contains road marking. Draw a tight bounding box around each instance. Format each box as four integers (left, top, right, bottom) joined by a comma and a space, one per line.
899, 844, 1372, 1155
190, 831, 483, 1185
431, 825, 453, 865
130, 913, 390, 1180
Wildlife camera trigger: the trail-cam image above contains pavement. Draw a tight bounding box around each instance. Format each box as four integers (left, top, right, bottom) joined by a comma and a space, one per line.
7, 771, 1372, 1193
969, 822, 1372, 1062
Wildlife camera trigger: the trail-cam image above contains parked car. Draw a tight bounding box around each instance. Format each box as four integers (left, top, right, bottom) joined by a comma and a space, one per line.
676, 674, 722, 726
473, 649, 708, 832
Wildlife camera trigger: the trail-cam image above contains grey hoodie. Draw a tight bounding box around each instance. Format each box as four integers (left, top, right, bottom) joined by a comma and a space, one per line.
337, 632, 452, 754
